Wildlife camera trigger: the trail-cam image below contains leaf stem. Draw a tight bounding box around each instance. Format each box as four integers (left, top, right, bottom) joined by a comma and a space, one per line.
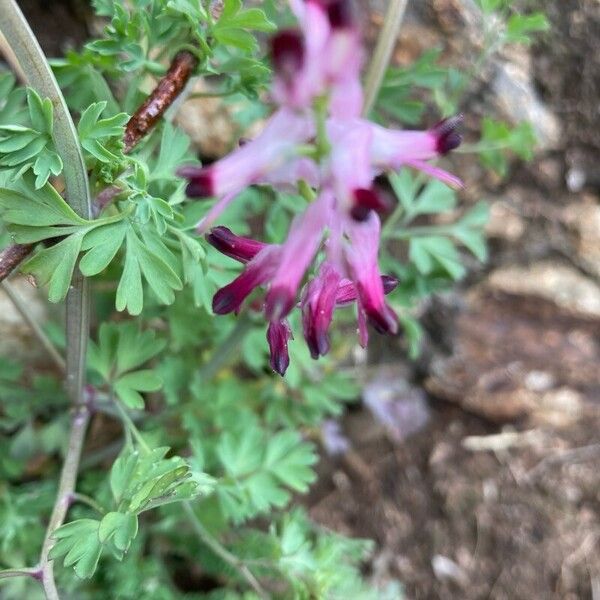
1, 280, 66, 373
362, 0, 409, 116
70, 492, 106, 515
182, 502, 268, 599
114, 400, 151, 454
0, 567, 41, 580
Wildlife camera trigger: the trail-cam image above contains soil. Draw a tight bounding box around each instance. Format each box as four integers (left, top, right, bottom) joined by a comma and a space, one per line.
305, 2, 600, 599
7, 1, 600, 599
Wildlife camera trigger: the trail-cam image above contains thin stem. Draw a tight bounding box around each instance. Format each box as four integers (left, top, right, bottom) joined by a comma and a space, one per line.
182, 503, 268, 599
0, 567, 41, 580
362, 0, 409, 116
39, 405, 91, 600
0, 4, 93, 599
1, 280, 66, 373
386, 224, 457, 240
197, 314, 253, 382
114, 400, 151, 454
70, 493, 106, 515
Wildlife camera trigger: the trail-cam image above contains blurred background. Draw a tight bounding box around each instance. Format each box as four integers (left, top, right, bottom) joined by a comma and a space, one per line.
2, 1, 600, 598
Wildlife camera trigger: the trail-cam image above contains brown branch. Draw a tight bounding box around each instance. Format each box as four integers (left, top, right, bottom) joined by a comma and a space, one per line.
123, 50, 198, 153
0, 243, 33, 280
0, 49, 200, 281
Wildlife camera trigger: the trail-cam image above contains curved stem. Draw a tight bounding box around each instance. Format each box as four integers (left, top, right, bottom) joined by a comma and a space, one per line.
1, 280, 66, 373
182, 503, 268, 599
0, 3, 92, 599
362, 0, 409, 116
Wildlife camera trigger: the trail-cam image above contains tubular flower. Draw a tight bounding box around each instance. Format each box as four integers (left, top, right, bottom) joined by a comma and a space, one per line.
178, 0, 463, 375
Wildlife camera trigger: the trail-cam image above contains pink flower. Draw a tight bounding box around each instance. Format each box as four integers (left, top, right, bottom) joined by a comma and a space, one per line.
206, 225, 399, 374
179, 0, 464, 375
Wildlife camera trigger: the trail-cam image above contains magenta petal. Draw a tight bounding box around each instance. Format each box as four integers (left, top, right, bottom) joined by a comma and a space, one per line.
206, 226, 267, 264
267, 320, 293, 376
335, 274, 398, 305
345, 213, 399, 335
265, 190, 332, 320
301, 263, 341, 359
212, 247, 278, 314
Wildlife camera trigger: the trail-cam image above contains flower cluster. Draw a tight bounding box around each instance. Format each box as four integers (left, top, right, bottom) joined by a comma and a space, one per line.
179, 0, 463, 375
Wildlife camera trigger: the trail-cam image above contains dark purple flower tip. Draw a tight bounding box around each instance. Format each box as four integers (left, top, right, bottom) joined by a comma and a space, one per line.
206, 226, 266, 264
350, 188, 390, 222
271, 30, 305, 79
184, 170, 215, 198
432, 114, 464, 155
267, 321, 292, 376
265, 286, 296, 321
381, 275, 399, 295
305, 328, 330, 360
309, 0, 355, 28
212, 287, 239, 315
364, 302, 399, 335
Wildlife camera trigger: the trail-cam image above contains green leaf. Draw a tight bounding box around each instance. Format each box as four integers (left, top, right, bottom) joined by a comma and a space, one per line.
411, 179, 457, 216
26, 88, 53, 134
115, 227, 183, 315
388, 170, 419, 213
49, 519, 102, 579
80, 221, 127, 276
116, 236, 144, 315
0, 73, 27, 126
78, 101, 128, 164
409, 235, 466, 280
264, 431, 317, 493
506, 13, 550, 44
114, 370, 162, 410
110, 450, 140, 504
98, 511, 138, 554
21, 232, 86, 302
0, 177, 85, 227
213, 0, 275, 52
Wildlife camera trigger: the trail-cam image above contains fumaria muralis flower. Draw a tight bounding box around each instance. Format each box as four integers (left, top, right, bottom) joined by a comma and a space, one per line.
179, 0, 463, 375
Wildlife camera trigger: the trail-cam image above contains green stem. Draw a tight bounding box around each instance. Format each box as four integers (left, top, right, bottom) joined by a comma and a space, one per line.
71, 493, 106, 515
114, 400, 151, 454
182, 503, 267, 599
39, 405, 91, 600
0, 568, 41, 580
386, 224, 457, 240
362, 0, 409, 116
1, 280, 66, 373
0, 3, 93, 599
197, 314, 253, 382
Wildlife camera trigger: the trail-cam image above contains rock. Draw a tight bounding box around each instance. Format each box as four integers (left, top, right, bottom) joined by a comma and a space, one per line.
175, 83, 239, 159
485, 200, 525, 242
485, 262, 600, 319
425, 264, 600, 424
361, 369, 431, 443
491, 55, 562, 150
562, 201, 600, 279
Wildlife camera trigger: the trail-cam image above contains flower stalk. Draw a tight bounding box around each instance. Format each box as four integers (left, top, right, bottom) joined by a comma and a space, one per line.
0, 2, 92, 598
